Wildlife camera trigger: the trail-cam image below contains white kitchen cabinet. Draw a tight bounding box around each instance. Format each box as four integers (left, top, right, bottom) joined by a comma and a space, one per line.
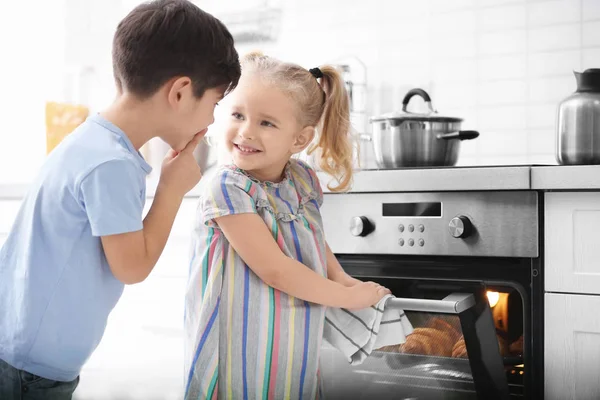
74, 196, 199, 400
545, 192, 600, 295
545, 293, 600, 400
144, 197, 198, 279
0, 200, 21, 248
0, 200, 21, 233
170, 197, 199, 239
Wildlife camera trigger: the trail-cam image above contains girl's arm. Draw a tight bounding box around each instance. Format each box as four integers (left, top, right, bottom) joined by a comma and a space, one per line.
325, 243, 363, 287
215, 213, 388, 309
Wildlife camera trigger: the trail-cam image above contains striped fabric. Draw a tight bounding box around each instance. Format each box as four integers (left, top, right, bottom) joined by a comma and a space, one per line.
185, 160, 327, 400
323, 294, 414, 365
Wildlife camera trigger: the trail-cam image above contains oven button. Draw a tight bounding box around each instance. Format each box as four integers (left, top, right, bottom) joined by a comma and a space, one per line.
398, 238, 405, 246
408, 239, 414, 246
350, 216, 375, 237
398, 224, 405, 232
418, 224, 425, 233
408, 224, 414, 232
449, 215, 473, 238
418, 239, 425, 246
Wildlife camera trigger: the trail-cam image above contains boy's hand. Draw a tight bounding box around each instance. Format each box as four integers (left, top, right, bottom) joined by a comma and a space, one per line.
158, 130, 206, 197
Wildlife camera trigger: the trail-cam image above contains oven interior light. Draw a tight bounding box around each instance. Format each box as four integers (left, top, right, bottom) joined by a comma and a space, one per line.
486, 291, 500, 308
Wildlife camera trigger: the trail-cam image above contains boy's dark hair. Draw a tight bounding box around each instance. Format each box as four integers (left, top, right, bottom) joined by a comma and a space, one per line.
113, 0, 240, 99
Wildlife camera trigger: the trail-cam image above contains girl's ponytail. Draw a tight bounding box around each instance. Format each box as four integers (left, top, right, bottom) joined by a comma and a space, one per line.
308, 66, 353, 192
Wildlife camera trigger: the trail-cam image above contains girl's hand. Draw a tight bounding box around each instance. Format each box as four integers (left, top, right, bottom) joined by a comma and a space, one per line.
341, 275, 363, 287
345, 281, 391, 310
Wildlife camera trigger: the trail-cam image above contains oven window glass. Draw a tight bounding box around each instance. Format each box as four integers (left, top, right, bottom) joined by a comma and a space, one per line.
319, 278, 524, 400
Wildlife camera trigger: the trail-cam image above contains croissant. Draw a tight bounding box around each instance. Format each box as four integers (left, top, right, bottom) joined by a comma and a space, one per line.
427, 317, 462, 343
451, 335, 509, 358
399, 328, 455, 357
452, 337, 468, 358
375, 344, 401, 353
400, 331, 435, 355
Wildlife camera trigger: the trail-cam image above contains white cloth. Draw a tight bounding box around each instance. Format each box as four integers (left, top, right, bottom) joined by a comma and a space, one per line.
323, 295, 414, 365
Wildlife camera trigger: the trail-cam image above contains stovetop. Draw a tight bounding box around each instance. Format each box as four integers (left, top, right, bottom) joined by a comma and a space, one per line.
319, 164, 540, 193
316, 163, 600, 193
358, 163, 555, 172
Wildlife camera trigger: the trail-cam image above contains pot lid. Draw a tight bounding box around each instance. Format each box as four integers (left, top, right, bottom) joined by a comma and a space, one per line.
369, 110, 463, 123
369, 88, 463, 124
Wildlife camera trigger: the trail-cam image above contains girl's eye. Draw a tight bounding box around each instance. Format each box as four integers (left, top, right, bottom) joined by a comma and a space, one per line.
261, 121, 276, 128
232, 112, 244, 120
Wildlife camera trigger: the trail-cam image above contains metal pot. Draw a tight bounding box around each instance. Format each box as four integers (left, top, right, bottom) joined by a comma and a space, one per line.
368, 89, 479, 168
557, 69, 600, 165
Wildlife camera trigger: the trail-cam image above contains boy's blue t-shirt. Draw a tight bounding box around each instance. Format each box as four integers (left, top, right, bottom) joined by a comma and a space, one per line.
0, 114, 151, 381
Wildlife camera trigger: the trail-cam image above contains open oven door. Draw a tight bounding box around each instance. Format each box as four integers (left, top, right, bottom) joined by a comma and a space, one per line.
319, 287, 511, 400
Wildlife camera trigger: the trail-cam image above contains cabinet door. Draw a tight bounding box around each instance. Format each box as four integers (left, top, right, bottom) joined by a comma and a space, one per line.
545, 192, 600, 295
75, 197, 199, 400
0, 200, 22, 248
150, 197, 198, 279
545, 293, 600, 400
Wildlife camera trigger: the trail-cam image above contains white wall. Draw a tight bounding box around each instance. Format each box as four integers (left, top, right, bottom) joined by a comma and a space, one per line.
0, 0, 67, 184
1, 0, 598, 186
221, 0, 600, 166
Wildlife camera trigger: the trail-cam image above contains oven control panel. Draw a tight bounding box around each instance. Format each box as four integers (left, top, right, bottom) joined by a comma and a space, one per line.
322, 191, 538, 257
350, 216, 375, 237
448, 215, 472, 238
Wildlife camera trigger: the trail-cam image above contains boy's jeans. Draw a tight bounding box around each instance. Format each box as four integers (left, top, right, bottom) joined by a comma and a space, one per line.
0, 358, 79, 400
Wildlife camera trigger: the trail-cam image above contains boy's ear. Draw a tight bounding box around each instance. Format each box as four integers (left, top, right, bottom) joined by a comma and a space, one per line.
291, 126, 316, 154
167, 77, 193, 107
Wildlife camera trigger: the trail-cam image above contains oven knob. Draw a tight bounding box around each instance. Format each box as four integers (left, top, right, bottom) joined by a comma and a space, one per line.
350, 216, 375, 237
449, 215, 472, 238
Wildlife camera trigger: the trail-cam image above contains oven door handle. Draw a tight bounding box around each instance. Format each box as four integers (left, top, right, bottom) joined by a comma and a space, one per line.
386, 292, 476, 314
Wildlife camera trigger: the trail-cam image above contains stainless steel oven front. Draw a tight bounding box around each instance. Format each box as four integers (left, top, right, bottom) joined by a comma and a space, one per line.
320, 191, 543, 400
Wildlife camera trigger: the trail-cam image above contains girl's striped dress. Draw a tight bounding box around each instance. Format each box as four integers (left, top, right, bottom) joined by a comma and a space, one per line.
185, 160, 328, 400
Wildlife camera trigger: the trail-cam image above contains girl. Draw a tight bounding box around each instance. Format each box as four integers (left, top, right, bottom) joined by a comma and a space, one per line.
184, 53, 390, 400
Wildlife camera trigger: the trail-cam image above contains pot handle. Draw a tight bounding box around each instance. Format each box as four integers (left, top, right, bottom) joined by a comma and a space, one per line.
437, 130, 480, 141
402, 88, 435, 113
359, 134, 373, 142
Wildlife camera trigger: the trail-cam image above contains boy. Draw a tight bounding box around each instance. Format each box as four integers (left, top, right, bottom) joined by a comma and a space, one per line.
0, 1, 240, 398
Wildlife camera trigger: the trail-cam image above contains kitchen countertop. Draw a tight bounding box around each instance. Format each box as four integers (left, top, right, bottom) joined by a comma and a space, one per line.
318, 165, 533, 193
318, 164, 600, 193
0, 180, 204, 200
144, 177, 204, 198
2, 165, 599, 199
0, 183, 30, 200
530, 165, 600, 190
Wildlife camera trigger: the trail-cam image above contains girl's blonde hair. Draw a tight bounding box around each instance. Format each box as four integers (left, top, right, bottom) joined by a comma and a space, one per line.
241, 52, 353, 192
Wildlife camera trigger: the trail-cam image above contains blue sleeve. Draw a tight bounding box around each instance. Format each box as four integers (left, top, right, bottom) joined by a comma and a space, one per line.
79, 159, 145, 237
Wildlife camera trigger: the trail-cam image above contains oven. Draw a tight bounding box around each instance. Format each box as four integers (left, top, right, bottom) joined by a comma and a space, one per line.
319, 191, 543, 400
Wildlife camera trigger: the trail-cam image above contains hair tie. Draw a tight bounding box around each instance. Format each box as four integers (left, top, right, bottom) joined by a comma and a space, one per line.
309, 67, 323, 79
